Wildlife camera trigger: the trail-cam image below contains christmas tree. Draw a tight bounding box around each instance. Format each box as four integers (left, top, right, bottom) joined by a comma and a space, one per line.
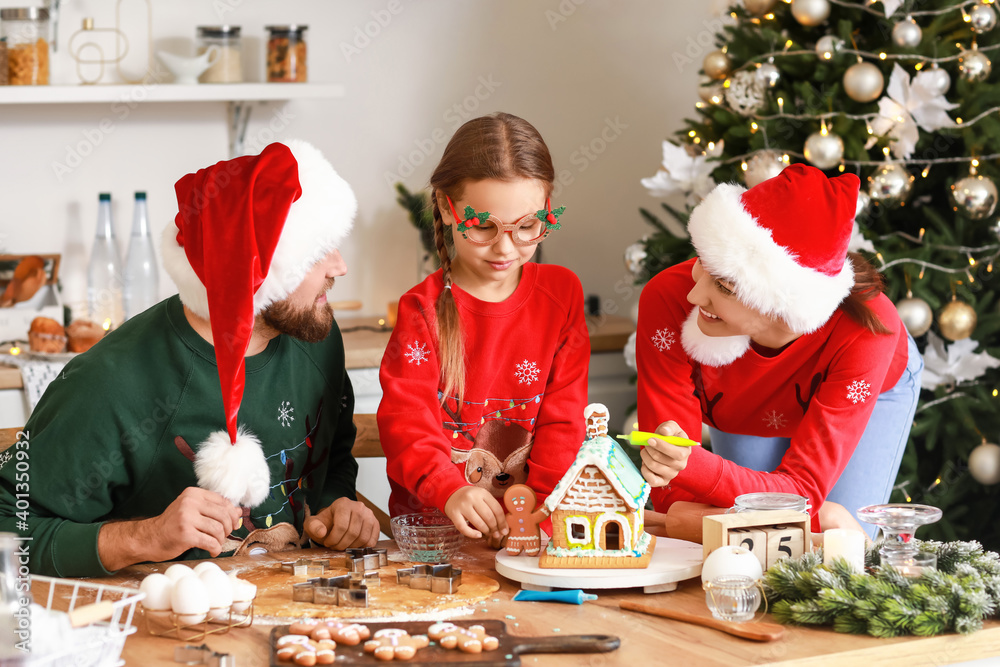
635, 0, 1000, 549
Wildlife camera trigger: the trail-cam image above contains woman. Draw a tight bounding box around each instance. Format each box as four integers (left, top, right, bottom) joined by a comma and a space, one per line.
636, 163, 922, 536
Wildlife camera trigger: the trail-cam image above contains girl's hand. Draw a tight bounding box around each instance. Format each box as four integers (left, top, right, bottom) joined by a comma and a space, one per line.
444, 486, 509, 541
640, 420, 693, 488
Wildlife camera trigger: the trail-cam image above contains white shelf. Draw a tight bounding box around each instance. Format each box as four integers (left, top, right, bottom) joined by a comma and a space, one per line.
0, 82, 345, 104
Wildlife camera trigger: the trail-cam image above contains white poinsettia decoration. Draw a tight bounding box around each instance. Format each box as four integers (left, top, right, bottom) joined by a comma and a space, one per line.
920, 331, 1000, 390
624, 331, 637, 370
642, 140, 724, 206
848, 221, 876, 253
867, 64, 957, 159
624, 241, 648, 278
880, 0, 905, 17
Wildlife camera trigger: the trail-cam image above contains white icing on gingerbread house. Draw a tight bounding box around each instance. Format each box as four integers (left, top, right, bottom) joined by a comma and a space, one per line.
539, 403, 653, 568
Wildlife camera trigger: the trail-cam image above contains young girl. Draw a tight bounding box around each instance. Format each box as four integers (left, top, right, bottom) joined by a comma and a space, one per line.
378, 113, 590, 544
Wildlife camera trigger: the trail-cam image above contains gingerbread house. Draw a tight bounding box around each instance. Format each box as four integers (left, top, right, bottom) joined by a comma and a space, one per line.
538, 403, 655, 569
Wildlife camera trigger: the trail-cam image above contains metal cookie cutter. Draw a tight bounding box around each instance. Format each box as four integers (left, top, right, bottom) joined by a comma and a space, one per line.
281, 557, 330, 577
174, 644, 235, 667
292, 573, 371, 607
395, 564, 463, 594
342, 547, 388, 573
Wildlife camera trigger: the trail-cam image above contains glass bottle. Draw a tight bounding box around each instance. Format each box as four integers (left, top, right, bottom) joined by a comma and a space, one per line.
87, 193, 124, 329
123, 191, 160, 320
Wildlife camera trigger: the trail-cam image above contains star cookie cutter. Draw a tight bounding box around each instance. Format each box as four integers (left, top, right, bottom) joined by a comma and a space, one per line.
291, 573, 376, 607
395, 564, 463, 594
342, 547, 388, 573
281, 557, 331, 577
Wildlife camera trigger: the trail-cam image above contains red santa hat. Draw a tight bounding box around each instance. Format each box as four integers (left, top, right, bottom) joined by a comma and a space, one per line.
161, 140, 356, 507
687, 163, 858, 335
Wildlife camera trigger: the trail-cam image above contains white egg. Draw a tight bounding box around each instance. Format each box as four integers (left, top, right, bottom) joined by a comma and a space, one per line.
164, 563, 195, 583
193, 561, 223, 576
139, 573, 173, 611
701, 545, 764, 586
229, 575, 257, 613
171, 574, 209, 625
201, 570, 234, 622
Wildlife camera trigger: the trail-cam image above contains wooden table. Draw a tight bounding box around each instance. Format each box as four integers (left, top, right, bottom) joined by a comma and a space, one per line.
75, 541, 1000, 667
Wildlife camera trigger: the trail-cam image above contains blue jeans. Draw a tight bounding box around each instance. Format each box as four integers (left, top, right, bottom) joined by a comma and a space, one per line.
708, 333, 923, 538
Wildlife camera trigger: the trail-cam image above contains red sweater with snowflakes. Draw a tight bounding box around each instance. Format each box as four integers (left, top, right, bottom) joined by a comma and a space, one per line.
378, 263, 590, 516
637, 259, 909, 527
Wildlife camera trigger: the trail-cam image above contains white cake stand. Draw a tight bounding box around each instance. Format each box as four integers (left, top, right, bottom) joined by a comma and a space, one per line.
494, 537, 703, 594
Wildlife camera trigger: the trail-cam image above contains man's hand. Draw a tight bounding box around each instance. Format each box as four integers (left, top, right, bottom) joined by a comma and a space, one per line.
304, 497, 380, 550
444, 486, 508, 541
98, 487, 242, 571
640, 420, 693, 487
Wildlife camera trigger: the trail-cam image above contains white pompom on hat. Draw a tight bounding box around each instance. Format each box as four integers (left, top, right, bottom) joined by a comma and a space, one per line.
161, 140, 357, 507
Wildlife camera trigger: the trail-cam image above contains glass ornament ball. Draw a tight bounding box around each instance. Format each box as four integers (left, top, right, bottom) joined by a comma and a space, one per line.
791, 0, 830, 27
970, 3, 998, 34
744, 0, 778, 16
969, 442, 1000, 485
914, 63, 951, 96
703, 50, 732, 80
959, 48, 992, 83
892, 17, 923, 48
896, 297, 933, 337
844, 62, 885, 102
804, 130, 844, 169
744, 151, 787, 188
815, 35, 844, 59
755, 61, 781, 89
950, 174, 998, 220
938, 300, 977, 341
868, 163, 914, 207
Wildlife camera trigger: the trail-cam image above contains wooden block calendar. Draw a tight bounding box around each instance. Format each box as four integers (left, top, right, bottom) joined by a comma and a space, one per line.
703, 510, 811, 572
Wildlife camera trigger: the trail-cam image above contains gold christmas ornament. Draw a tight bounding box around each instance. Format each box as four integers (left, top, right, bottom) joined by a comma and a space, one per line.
744, 0, 778, 16
703, 50, 732, 80
744, 150, 788, 188
969, 442, 1000, 485
868, 162, 914, 207
958, 47, 992, 83
791, 0, 830, 27
892, 16, 923, 48
803, 122, 844, 169
938, 299, 977, 341
969, 3, 998, 34
843, 62, 885, 102
950, 174, 998, 220
896, 297, 933, 337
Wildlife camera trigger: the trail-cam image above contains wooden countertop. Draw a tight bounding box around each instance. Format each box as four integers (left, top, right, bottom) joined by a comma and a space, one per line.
0, 314, 634, 390
62, 541, 1000, 667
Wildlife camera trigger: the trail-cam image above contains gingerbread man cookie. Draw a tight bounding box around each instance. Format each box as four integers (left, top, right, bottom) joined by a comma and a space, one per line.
427, 622, 500, 653
275, 636, 337, 665
503, 484, 548, 556
288, 620, 371, 646
363, 628, 430, 661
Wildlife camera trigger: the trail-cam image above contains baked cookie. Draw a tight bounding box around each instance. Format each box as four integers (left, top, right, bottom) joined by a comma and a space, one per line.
275, 637, 336, 665
503, 484, 547, 556
363, 628, 430, 661
427, 622, 500, 653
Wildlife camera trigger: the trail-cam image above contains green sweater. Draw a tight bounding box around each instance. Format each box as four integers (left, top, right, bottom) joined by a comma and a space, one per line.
0, 296, 358, 577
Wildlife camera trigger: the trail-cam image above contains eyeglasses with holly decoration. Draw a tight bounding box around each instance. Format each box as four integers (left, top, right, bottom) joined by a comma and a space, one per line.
446, 195, 565, 247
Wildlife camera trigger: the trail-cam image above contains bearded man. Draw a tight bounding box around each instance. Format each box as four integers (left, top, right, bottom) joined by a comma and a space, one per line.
0, 141, 378, 576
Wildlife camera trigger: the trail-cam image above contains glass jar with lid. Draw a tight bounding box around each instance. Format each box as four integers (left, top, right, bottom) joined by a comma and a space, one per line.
1, 7, 50, 85
197, 25, 242, 83
727, 492, 810, 514
266, 25, 308, 82
0, 38, 8, 86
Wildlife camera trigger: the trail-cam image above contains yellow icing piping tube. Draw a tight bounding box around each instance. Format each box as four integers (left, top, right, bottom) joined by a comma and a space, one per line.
616, 431, 700, 447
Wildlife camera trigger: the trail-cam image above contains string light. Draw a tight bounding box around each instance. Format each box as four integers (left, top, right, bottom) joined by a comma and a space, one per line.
922, 165, 931, 178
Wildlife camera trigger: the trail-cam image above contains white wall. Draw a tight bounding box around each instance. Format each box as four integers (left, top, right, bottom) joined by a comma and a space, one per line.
0, 0, 720, 322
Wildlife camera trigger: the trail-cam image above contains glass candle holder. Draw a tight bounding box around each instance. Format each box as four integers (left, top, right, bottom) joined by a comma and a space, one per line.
883, 551, 937, 578
704, 574, 761, 623
856, 503, 942, 561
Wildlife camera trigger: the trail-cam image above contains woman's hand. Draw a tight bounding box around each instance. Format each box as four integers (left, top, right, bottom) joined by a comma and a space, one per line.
640, 420, 693, 488
444, 486, 509, 541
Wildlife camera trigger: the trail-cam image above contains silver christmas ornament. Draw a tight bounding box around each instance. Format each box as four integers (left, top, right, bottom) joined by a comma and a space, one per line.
959, 47, 992, 83
699, 80, 725, 104
914, 63, 951, 96
868, 162, 914, 207
855, 190, 872, 219
755, 60, 781, 89
725, 70, 767, 116
791, 0, 830, 26
951, 174, 998, 220
803, 128, 844, 169
703, 50, 732, 80
815, 35, 844, 59
844, 62, 885, 102
990, 220, 1000, 242
896, 297, 933, 337
892, 17, 923, 48
744, 151, 787, 188
969, 442, 1000, 485
970, 3, 998, 34
744, 0, 778, 16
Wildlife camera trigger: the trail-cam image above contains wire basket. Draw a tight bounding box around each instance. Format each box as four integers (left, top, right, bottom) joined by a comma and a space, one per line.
143, 600, 254, 642
27, 575, 144, 667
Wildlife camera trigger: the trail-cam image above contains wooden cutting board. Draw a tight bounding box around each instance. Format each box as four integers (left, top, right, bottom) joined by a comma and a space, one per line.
238, 561, 500, 621
268, 619, 620, 666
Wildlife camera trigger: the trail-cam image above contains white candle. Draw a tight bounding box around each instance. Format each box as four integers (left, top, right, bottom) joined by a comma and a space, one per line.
823, 529, 865, 573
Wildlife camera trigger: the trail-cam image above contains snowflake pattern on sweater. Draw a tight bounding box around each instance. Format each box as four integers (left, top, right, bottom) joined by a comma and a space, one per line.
846, 380, 872, 404
515, 359, 540, 384
651, 328, 676, 352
